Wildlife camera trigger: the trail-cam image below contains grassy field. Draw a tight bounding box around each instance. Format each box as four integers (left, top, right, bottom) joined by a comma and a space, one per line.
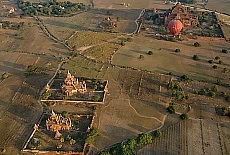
67, 31, 119, 48
112, 35, 230, 83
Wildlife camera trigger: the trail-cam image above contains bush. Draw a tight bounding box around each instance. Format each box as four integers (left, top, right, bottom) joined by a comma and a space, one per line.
222, 49, 228, 54
219, 60, 223, 64
181, 75, 189, 80
42, 91, 51, 100
193, 54, 199, 60
92, 95, 100, 102
208, 60, 214, 64
121, 41, 125, 46
198, 89, 206, 95
61, 111, 69, 118
147, 51, 153, 55
180, 113, 189, 120
154, 130, 162, 138
85, 136, 94, 144
117, 16, 122, 21
139, 55, 144, 59
221, 91, 226, 96
175, 49, 181, 52
225, 96, 230, 102
208, 91, 216, 97
194, 42, 201, 47
69, 139, 76, 145
215, 56, 220, 60
167, 105, 175, 113
2, 72, 9, 79
211, 85, 218, 92
127, 37, 132, 42
99, 151, 110, 155
213, 65, 218, 69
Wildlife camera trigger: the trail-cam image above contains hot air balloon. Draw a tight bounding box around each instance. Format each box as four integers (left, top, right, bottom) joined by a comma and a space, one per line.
168, 20, 183, 36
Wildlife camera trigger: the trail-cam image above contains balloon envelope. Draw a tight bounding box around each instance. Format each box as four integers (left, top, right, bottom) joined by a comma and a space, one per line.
168, 20, 183, 36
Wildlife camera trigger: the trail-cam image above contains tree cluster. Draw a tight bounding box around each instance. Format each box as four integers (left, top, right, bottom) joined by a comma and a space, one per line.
18, 0, 86, 16
172, 0, 196, 4
1, 21, 25, 30
85, 127, 98, 144
198, 85, 217, 97
101, 133, 153, 155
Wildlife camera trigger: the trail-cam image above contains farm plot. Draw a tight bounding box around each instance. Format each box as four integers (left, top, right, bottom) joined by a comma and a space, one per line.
138, 119, 223, 155
218, 123, 230, 155
0, 17, 70, 57
112, 35, 230, 83
117, 69, 171, 103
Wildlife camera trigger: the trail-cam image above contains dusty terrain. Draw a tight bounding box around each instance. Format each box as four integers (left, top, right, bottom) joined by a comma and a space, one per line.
0, 0, 229, 155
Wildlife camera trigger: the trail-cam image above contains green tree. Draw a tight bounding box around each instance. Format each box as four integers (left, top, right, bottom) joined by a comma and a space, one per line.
92, 95, 100, 102
136, 133, 152, 145
167, 105, 175, 113
127, 139, 136, 148
180, 113, 189, 120
194, 42, 201, 47
175, 49, 181, 52
99, 151, 110, 155
2, 72, 9, 79
60, 137, 64, 143
193, 54, 199, 60
70, 139, 76, 145
222, 49, 228, 54
154, 130, 162, 138
139, 55, 144, 59
208, 91, 216, 97
121, 41, 125, 46
208, 60, 214, 64
61, 111, 69, 118
215, 56, 220, 60
147, 51, 153, 55
213, 65, 218, 69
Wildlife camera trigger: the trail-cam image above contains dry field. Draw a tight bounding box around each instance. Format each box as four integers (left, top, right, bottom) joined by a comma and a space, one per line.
40, 10, 104, 41
0, 50, 59, 154
112, 35, 230, 83
206, 0, 230, 14
0, 17, 70, 57
40, 8, 140, 41
0, 15, 62, 154
221, 24, 230, 40
93, 0, 173, 9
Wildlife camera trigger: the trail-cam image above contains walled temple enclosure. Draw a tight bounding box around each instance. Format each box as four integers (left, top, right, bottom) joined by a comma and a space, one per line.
22, 110, 94, 154
40, 71, 108, 104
